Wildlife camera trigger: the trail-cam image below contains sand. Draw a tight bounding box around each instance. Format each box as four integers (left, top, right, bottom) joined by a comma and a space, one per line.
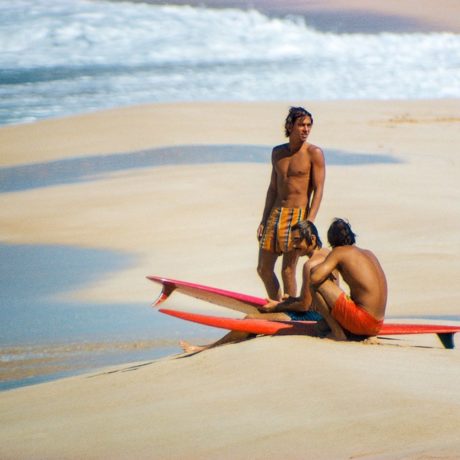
1, 98, 460, 458
1, 100, 459, 314
1, 1, 460, 455
1, 337, 460, 459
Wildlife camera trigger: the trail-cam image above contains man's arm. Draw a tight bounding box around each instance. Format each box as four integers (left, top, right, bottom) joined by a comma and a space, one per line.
310, 250, 339, 287
306, 146, 325, 222
259, 295, 305, 313
260, 263, 312, 312
257, 152, 278, 239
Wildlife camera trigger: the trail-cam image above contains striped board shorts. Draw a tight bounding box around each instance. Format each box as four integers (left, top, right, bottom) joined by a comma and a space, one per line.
259, 207, 306, 254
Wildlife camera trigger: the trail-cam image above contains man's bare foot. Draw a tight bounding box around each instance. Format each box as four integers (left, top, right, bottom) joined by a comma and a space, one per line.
328, 323, 348, 341
325, 331, 348, 341
363, 336, 379, 345
179, 340, 207, 354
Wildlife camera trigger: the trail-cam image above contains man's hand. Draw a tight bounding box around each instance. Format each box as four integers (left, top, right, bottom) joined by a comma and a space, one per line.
257, 223, 264, 241
258, 298, 279, 313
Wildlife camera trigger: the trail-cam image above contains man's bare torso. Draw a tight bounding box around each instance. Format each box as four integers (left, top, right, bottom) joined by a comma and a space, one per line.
272, 143, 313, 208
336, 246, 387, 320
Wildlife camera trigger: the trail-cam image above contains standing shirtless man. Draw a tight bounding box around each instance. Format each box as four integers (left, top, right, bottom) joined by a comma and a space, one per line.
310, 219, 387, 340
257, 107, 325, 300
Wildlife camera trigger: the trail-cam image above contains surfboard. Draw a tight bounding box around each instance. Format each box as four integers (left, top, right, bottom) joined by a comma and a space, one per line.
148, 275, 265, 314
159, 308, 460, 349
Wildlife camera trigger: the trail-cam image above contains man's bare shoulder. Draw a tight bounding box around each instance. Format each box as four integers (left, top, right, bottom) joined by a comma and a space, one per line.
360, 247, 380, 263
331, 245, 355, 259
317, 247, 330, 260
271, 143, 290, 162
334, 245, 377, 262
272, 143, 289, 154
307, 143, 324, 158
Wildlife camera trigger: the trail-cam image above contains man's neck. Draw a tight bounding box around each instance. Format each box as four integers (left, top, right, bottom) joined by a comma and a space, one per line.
306, 245, 319, 259
288, 138, 305, 153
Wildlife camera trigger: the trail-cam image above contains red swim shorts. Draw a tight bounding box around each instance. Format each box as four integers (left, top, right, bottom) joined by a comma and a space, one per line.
332, 292, 383, 336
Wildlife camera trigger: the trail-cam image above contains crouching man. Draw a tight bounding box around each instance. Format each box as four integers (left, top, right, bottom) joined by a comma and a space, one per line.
310, 218, 387, 340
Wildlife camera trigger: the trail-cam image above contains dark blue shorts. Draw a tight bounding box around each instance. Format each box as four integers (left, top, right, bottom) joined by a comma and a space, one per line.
285, 310, 323, 321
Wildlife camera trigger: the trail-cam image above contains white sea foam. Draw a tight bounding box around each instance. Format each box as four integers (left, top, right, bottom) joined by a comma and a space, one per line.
0, 0, 459, 124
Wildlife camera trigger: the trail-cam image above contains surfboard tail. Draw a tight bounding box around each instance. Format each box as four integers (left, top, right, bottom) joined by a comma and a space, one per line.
379, 323, 459, 348
147, 275, 266, 314
151, 281, 176, 307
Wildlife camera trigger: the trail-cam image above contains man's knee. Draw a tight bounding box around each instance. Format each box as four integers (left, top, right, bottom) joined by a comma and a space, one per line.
257, 253, 277, 279
257, 263, 272, 280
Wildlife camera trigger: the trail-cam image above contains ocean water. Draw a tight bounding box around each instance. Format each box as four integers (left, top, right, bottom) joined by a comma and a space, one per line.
0, 243, 223, 390
1, 0, 459, 125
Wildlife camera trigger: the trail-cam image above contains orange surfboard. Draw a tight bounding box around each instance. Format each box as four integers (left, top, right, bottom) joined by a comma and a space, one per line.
159, 308, 460, 349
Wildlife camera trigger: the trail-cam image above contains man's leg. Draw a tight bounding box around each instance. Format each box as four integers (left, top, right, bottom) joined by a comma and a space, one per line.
281, 250, 300, 297
180, 330, 252, 353
180, 312, 291, 353
311, 280, 347, 341
257, 248, 282, 300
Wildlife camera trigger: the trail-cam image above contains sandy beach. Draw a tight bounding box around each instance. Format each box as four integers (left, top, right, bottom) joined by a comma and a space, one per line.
1, 337, 460, 459
2, 99, 459, 314
1, 98, 460, 458
1, 0, 460, 457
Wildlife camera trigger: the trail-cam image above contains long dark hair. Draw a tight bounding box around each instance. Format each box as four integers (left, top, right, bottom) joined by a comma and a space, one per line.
327, 218, 356, 247
292, 220, 322, 248
284, 106, 313, 137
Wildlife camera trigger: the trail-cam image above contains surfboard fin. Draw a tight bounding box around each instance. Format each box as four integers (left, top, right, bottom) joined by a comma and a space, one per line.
152, 282, 176, 307
437, 333, 455, 349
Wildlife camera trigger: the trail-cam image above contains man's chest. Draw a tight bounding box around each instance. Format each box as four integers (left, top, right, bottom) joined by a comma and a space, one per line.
276, 152, 311, 177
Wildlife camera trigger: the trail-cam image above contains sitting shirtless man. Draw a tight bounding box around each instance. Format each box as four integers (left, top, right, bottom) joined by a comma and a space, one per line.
259, 219, 335, 320
180, 220, 328, 354
310, 218, 387, 341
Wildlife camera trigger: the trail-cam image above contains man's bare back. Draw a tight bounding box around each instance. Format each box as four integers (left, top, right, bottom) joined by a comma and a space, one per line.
329, 245, 387, 320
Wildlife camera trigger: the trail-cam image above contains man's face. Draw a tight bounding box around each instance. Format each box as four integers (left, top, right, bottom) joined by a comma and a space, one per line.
290, 116, 312, 142
292, 229, 308, 254
292, 228, 316, 256
289, 116, 313, 142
